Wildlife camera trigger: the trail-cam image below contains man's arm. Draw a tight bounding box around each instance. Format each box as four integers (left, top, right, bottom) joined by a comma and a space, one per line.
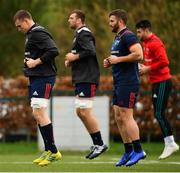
65, 52, 79, 64
30, 31, 59, 63
25, 57, 42, 68
107, 43, 143, 64
149, 44, 169, 71
65, 31, 95, 64
140, 43, 169, 75
40, 48, 59, 63
77, 32, 96, 59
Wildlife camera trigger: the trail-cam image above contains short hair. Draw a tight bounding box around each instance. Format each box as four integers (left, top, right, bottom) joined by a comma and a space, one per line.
13, 10, 32, 22
70, 9, 85, 23
109, 9, 127, 24
136, 20, 151, 30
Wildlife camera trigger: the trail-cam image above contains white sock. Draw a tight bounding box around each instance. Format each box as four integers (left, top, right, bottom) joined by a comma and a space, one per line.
164, 135, 175, 146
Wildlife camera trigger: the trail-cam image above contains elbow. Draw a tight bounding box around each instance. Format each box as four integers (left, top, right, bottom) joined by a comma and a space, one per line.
162, 61, 169, 67
87, 49, 96, 57
91, 51, 96, 57
51, 47, 59, 57
54, 48, 60, 56
138, 55, 143, 61
89, 47, 96, 56
52, 49, 59, 57
136, 47, 143, 61
56, 50, 59, 56
135, 53, 143, 61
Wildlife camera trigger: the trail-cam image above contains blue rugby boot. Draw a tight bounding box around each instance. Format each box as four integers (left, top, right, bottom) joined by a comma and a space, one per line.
125, 150, 146, 166
115, 151, 133, 167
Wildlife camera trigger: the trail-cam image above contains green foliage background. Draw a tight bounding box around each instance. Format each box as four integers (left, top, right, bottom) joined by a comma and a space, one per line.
0, 0, 179, 77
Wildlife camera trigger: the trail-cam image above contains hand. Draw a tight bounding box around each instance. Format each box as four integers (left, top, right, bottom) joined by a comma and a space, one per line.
107, 55, 120, 64
25, 57, 41, 68
139, 63, 150, 75
65, 60, 72, 67
65, 52, 79, 62
103, 58, 111, 68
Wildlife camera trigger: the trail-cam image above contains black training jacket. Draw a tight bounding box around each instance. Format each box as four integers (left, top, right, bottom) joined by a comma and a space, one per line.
71, 26, 100, 84
24, 24, 59, 77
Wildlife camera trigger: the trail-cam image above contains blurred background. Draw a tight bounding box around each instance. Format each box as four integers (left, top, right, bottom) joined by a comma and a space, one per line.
0, 0, 179, 145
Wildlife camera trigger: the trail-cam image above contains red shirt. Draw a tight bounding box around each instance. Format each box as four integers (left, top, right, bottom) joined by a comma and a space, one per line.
143, 33, 171, 84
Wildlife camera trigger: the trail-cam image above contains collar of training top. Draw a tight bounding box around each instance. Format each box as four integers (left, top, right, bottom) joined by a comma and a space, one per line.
117, 27, 127, 36
144, 33, 154, 42
77, 26, 91, 33
26, 23, 37, 34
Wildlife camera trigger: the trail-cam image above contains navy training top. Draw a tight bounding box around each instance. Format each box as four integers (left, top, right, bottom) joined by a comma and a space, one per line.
111, 28, 140, 86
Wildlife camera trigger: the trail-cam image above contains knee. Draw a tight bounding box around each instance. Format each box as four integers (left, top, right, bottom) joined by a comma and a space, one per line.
114, 109, 128, 125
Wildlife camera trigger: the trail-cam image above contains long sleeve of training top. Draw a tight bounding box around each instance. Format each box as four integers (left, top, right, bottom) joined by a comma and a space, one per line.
29, 30, 59, 63
143, 33, 171, 83
148, 41, 169, 71
70, 26, 100, 84
24, 24, 59, 77
77, 31, 96, 59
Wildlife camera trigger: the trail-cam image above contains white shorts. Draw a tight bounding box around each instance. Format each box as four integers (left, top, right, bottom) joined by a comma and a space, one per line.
75, 98, 93, 108
31, 97, 49, 108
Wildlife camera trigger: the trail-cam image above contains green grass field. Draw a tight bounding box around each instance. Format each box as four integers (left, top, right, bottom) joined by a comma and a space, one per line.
0, 141, 179, 172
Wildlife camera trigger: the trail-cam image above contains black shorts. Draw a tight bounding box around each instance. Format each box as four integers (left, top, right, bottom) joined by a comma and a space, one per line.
28, 76, 55, 99
113, 84, 139, 108
75, 83, 97, 98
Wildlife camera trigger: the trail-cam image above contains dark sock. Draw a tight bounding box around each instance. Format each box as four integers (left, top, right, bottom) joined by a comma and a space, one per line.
124, 143, 133, 153
38, 124, 49, 151
132, 140, 142, 153
41, 123, 57, 153
90, 131, 104, 146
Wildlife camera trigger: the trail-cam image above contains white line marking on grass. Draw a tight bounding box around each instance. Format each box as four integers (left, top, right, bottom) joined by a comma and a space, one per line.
141, 160, 180, 165
0, 172, 179, 173
0, 160, 180, 165
0, 162, 32, 164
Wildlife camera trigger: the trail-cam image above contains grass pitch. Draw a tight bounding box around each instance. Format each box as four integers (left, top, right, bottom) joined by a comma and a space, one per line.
0, 141, 179, 172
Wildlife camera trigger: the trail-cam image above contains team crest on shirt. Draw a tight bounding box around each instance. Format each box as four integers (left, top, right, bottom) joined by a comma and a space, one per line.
111, 39, 120, 50
113, 39, 120, 46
